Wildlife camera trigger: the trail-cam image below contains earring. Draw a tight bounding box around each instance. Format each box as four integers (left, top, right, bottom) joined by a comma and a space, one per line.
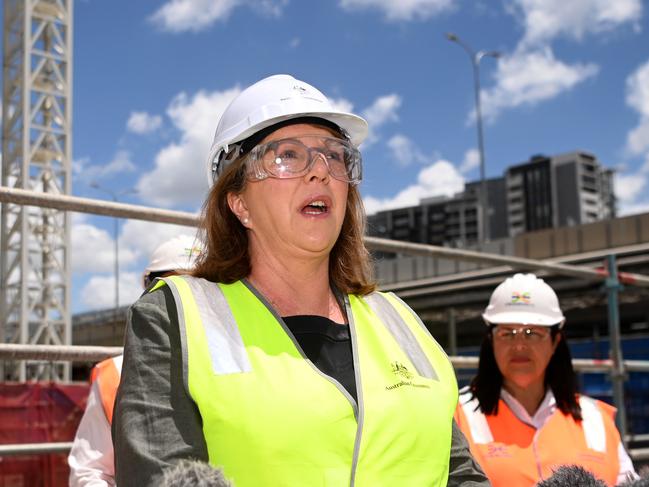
242, 217, 249, 225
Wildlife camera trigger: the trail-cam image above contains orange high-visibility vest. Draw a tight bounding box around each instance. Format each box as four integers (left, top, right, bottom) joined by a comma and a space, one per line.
454, 391, 622, 486
90, 355, 123, 424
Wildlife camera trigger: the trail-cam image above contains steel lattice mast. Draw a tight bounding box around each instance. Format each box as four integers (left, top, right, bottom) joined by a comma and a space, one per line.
1, 0, 73, 381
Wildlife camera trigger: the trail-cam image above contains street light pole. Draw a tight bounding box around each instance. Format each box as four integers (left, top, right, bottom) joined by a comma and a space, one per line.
446, 33, 500, 244
90, 183, 136, 332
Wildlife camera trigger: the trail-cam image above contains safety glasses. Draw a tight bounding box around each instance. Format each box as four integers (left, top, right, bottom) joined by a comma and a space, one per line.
492, 325, 552, 343
244, 136, 362, 185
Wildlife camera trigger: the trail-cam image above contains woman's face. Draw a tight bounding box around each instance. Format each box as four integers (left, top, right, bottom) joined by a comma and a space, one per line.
228, 123, 350, 264
492, 324, 559, 391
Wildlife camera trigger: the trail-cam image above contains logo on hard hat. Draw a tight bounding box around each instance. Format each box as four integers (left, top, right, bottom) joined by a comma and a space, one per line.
510, 291, 531, 305
292, 84, 307, 95
184, 246, 202, 257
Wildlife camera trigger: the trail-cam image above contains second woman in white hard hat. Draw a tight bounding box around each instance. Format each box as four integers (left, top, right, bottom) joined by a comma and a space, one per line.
113, 74, 489, 486
454, 273, 637, 487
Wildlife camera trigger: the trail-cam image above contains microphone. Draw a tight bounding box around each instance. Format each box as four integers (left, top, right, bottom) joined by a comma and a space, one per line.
160, 459, 231, 487
536, 465, 607, 487
536, 465, 649, 487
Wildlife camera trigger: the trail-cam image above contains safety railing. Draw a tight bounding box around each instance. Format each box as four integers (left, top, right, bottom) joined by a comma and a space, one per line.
0, 343, 648, 459
1, 187, 649, 462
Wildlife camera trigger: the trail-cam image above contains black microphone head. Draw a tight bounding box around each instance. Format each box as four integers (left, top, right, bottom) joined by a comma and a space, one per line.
160, 459, 231, 487
536, 465, 607, 487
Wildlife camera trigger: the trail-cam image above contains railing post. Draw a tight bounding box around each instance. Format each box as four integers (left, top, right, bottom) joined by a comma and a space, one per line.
448, 308, 457, 356
605, 254, 627, 440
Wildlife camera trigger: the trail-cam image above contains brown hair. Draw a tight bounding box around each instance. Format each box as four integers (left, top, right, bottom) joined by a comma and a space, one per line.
193, 156, 376, 296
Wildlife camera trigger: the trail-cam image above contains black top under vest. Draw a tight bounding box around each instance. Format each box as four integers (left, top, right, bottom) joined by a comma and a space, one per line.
283, 315, 357, 402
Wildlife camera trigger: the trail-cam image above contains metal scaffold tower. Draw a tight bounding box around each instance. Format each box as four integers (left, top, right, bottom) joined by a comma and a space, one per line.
1, 0, 73, 381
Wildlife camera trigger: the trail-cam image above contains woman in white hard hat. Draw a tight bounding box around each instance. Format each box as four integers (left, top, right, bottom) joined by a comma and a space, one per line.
454, 273, 637, 487
68, 234, 202, 487
113, 75, 488, 486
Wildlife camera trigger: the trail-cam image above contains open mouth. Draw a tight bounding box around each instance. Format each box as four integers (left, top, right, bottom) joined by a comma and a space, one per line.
302, 199, 329, 215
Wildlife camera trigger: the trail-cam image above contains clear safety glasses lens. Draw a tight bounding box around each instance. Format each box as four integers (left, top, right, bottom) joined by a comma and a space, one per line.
493, 326, 550, 342
245, 136, 362, 184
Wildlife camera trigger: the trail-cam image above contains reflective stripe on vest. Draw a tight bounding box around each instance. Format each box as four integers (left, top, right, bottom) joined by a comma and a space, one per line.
162, 276, 458, 487
454, 390, 621, 486
91, 355, 123, 424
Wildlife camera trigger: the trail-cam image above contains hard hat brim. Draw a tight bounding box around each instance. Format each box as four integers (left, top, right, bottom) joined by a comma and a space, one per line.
482, 311, 565, 328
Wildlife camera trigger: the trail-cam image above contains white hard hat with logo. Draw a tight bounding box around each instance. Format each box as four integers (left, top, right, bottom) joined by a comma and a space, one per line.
206, 74, 369, 184
143, 235, 203, 287
482, 273, 565, 328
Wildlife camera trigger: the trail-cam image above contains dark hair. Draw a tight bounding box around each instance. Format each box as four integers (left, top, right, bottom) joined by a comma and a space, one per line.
193, 125, 376, 296
468, 325, 582, 421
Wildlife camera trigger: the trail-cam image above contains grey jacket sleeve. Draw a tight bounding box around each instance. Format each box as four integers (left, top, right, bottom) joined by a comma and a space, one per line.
113, 286, 208, 487
448, 419, 491, 486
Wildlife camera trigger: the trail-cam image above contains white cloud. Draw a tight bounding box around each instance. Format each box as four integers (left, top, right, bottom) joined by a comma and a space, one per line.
329, 97, 355, 114
386, 134, 428, 166
80, 271, 143, 309
363, 159, 464, 214
468, 0, 638, 123
73, 219, 200, 310
127, 111, 162, 134
339, 0, 455, 21
460, 148, 480, 173
150, 0, 288, 33
74, 150, 137, 185
362, 94, 401, 146
506, 0, 642, 47
615, 173, 646, 204
120, 219, 200, 264
625, 59, 649, 156
480, 47, 599, 122
71, 222, 138, 273
136, 87, 241, 208
614, 154, 649, 215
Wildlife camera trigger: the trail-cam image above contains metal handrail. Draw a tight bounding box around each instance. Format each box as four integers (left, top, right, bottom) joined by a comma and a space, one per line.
2, 344, 649, 372
0, 441, 647, 460
2, 187, 649, 286
0, 442, 73, 456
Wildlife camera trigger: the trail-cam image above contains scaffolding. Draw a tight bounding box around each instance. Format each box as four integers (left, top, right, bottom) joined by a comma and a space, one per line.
1, 0, 73, 381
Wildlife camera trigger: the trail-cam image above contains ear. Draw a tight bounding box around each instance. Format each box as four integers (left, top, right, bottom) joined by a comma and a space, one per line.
227, 191, 250, 225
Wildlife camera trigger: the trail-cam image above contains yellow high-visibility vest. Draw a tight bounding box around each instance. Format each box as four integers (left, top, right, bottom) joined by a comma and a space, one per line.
162, 275, 458, 486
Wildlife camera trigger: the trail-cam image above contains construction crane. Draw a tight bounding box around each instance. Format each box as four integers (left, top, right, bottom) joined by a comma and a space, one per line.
1, 0, 73, 381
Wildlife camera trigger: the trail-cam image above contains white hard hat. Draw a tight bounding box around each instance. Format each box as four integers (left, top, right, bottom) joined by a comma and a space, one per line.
144, 235, 202, 277
482, 273, 565, 328
206, 74, 369, 183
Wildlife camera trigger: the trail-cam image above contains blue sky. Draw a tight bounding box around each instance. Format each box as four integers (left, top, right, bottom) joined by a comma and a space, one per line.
6, 0, 649, 312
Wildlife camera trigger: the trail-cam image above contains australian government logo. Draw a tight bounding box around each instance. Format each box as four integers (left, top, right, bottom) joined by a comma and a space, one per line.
385, 361, 430, 391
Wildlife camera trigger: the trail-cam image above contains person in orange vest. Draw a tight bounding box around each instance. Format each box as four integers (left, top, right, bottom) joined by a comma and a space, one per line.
454, 273, 638, 487
68, 234, 202, 487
